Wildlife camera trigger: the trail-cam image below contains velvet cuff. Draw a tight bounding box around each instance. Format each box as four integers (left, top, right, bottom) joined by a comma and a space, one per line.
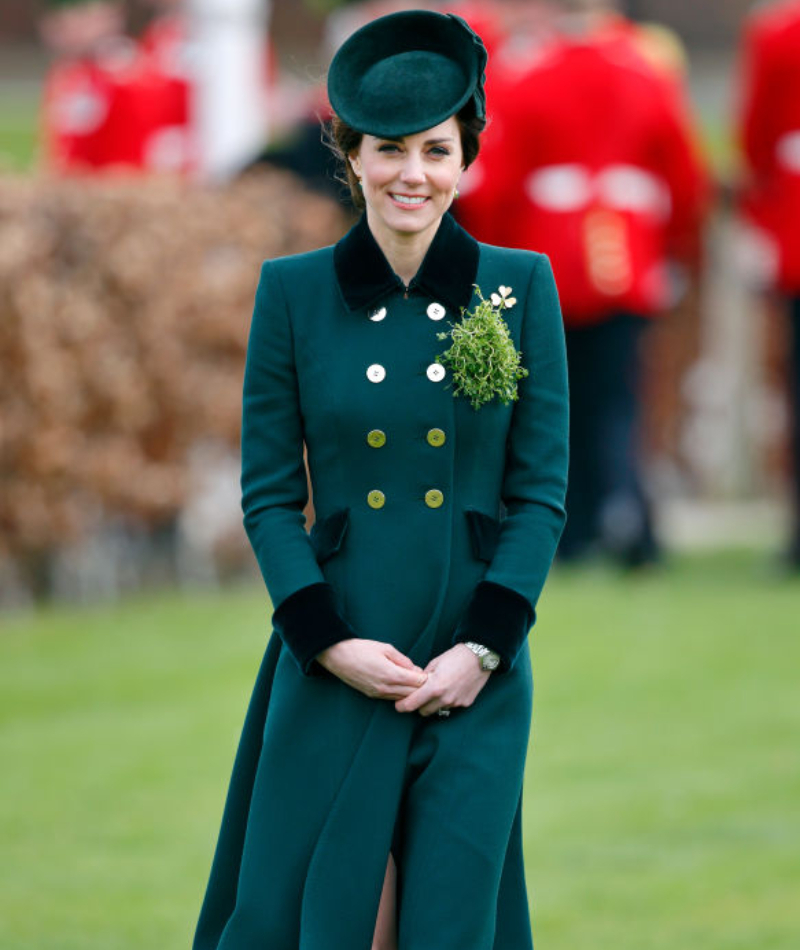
451, 580, 535, 673
271, 581, 357, 677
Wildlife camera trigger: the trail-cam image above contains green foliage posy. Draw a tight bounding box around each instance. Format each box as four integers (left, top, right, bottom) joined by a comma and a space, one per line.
435, 284, 529, 410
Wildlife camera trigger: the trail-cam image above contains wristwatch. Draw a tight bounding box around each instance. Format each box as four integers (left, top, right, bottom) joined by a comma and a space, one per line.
463, 641, 501, 671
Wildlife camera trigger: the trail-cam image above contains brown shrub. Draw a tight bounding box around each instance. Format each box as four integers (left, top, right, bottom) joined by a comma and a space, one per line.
0, 170, 349, 592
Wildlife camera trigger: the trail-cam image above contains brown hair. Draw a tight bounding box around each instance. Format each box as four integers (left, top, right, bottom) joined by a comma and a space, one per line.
325, 110, 484, 211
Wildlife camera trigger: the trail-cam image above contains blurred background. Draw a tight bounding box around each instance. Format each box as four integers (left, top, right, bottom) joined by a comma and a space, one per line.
1, 2, 798, 948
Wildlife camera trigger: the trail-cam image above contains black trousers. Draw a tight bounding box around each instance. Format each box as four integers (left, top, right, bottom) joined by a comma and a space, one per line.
558, 312, 658, 565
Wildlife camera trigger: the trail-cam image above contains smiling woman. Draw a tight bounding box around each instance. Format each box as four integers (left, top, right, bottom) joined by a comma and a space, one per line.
191, 10, 569, 950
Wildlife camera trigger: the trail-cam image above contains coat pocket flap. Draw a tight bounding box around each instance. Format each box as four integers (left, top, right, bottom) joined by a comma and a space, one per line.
465, 508, 502, 562
309, 507, 350, 564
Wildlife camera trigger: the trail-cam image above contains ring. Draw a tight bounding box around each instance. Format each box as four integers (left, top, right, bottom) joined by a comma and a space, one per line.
437, 708, 451, 718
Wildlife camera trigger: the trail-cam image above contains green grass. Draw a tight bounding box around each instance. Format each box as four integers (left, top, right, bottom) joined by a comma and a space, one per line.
0, 96, 39, 171
1, 551, 798, 949
526, 551, 800, 949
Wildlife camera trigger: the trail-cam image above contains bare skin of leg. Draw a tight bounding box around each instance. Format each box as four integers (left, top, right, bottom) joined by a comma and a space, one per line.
371, 851, 398, 950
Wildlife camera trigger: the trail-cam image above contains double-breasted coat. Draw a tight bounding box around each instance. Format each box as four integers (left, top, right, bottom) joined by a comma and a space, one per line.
192, 210, 569, 950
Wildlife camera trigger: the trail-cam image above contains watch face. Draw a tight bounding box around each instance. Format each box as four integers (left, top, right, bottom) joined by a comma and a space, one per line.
482, 653, 500, 670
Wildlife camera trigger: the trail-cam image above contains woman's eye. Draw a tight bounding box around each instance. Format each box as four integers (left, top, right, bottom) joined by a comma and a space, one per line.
378, 144, 400, 153
429, 147, 451, 157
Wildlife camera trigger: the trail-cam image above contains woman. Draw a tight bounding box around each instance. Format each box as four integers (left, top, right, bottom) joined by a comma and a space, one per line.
192, 11, 568, 950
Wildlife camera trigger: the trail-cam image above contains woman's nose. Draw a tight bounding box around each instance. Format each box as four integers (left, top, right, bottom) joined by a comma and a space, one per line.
399, 153, 425, 184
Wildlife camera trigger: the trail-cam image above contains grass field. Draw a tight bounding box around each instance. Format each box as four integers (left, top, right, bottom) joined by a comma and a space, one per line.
1, 550, 798, 949
0, 94, 39, 171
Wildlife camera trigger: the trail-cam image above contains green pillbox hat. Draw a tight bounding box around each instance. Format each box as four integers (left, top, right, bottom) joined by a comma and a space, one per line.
327, 9, 488, 138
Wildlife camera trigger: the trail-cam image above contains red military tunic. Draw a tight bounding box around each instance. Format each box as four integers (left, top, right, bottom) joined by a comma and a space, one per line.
457, 19, 709, 325
41, 38, 159, 174
737, 0, 800, 294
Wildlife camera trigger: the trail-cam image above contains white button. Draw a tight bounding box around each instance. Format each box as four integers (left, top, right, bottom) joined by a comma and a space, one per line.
367, 364, 386, 383
427, 302, 446, 321
426, 363, 446, 382
369, 307, 387, 322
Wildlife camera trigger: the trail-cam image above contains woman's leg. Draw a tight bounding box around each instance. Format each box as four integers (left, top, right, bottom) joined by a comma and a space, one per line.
371, 852, 398, 950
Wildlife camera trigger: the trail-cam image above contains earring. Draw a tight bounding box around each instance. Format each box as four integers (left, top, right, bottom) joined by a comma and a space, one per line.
358, 178, 363, 188
454, 187, 460, 199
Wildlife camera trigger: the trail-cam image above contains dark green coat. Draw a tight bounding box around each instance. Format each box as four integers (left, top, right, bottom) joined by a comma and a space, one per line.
193, 211, 569, 949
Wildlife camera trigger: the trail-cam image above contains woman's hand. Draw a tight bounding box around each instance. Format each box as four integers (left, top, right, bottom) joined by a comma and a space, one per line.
316, 639, 428, 700
394, 643, 492, 717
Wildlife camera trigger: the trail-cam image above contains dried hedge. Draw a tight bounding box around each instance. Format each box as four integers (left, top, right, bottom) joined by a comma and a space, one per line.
0, 171, 350, 596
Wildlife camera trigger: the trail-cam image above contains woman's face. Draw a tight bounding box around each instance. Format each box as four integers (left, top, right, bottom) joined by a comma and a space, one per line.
349, 116, 464, 241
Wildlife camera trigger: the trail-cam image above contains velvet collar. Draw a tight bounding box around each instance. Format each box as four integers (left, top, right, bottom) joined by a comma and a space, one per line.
333, 210, 479, 314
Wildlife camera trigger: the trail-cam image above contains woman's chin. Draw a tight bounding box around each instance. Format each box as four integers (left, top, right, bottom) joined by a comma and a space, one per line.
380, 207, 441, 236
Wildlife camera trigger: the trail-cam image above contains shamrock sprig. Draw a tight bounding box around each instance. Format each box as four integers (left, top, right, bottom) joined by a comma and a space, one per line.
435, 284, 529, 410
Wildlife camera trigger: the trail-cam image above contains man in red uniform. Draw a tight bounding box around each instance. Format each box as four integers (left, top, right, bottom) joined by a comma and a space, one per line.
737, 0, 800, 569
39, 0, 161, 174
458, 0, 709, 566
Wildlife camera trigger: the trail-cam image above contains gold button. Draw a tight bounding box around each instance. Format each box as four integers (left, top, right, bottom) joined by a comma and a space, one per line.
367, 489, 385, 509
424, 489, 444, 508
426, 428, 446, 447
367, 429, 386, 448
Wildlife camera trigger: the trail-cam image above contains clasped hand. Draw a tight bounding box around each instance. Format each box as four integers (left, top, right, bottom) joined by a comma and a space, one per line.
316, 639, 492, 717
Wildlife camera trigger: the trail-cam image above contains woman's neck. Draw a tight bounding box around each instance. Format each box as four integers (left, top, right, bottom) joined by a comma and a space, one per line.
365, 210, 443, 288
